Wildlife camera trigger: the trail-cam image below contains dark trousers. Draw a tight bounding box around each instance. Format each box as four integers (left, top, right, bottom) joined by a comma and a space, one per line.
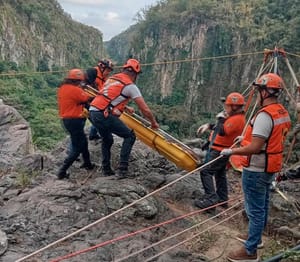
200, 149, 229, 202
60, 118, 90, 172
90, 111, 136, 168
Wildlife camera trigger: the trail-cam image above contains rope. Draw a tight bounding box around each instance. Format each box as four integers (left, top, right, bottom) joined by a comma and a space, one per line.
0, 51, 264, 78
15, 155, 226, 262
50, 196, 242, 262
13, 48, 299, 261
285, 51, 300, 59
144, 209, 244, 262
115, 199, 243, 262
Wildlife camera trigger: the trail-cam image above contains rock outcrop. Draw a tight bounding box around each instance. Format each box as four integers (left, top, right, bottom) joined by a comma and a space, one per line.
0, 99, 34, 172
0, 102, 299, 261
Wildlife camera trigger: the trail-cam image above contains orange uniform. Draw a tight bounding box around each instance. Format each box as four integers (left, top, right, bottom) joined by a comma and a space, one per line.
211, 113, 246, 151
242, 104, 291, 173
58, 83, 91, 118
91, 73, 132, 113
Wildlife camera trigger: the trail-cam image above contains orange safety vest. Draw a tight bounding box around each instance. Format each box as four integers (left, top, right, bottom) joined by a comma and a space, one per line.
241, 103, 291, 173
94, 66, 106, 90
57, 83, 90, 118
211, 113, 246, 151
90, 73, 131, 112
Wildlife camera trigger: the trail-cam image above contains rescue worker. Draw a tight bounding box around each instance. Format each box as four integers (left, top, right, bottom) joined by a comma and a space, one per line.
194, 92, 246, 210
57, 69, 95, 179
86, 59, 114, 141
221, 73, 291, 261
89, 58, 159, 178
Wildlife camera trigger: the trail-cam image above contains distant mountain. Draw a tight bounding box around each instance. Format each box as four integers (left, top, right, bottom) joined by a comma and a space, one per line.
0, 0, 104, 70
106, 0, 300, 129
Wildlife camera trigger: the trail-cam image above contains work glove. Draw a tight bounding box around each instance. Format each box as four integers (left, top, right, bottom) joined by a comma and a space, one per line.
216, 111, 228, 120
220, 148, 233, 156
234, 135, 244, 144
197, 123, 210, 136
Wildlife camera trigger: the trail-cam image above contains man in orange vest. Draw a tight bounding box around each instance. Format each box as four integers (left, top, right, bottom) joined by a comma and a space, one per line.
57, 69, 95, 179
221, 73, 291, 262
195, 92, 246, 210
86, 59, 114, 141
89, 58, 159, 178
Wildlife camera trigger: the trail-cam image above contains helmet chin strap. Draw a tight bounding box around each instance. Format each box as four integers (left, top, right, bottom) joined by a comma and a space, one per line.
259, 89, 278, 106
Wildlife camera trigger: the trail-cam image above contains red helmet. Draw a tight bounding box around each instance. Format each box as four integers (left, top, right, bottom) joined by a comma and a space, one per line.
98, 59, 114, 70
66, 69, 85, 81
123, 58, 142, 73
255, 73, 283, 89
225, 92, 245, 106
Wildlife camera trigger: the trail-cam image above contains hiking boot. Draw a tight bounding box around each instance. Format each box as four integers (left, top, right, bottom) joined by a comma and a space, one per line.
57, 171, 70, 180
115, 166, 128, 180
235, 234, 264, 249
80, 163, 95, 170
218, 199, 229, 209
194, 198, 218, 209
227, 246, 259, 262
102, 166, 115, 176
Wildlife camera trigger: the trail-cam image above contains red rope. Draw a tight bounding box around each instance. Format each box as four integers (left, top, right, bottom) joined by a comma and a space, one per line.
50, 197, 242, 262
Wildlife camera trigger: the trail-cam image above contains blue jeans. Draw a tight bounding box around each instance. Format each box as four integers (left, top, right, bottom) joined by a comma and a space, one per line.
89, 125, 99, 138
242, 169, 274, 254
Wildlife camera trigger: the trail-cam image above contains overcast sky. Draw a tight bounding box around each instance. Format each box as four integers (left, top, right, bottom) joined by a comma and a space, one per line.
57, 0, 159, 41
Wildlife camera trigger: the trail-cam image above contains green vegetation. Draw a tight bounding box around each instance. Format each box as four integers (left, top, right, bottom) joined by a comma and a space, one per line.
107, 0, 300, 139
0, 0, 105, 150
1, 0, 300, 151
0, 65, 66, 150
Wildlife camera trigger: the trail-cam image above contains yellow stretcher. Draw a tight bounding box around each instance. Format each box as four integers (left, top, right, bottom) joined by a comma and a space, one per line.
119, 112, 199, 172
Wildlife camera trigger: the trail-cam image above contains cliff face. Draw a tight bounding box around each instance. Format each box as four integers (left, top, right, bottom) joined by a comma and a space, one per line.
0, 0, 104, 69
106, 0, 300, 117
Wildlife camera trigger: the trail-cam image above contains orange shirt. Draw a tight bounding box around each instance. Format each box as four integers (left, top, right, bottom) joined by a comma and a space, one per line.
57, 83, 91, 118
211, 113, 246, 151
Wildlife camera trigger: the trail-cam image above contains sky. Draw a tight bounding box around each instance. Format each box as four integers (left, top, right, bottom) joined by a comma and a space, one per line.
57, 0, 160, 41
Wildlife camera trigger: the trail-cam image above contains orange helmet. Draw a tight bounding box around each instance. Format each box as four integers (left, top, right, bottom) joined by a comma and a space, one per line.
99, 59, 114, 70
66, 69, 85, 81
255, 73, 283, 89
225, 92, 245, 106
123, 58, 142, 73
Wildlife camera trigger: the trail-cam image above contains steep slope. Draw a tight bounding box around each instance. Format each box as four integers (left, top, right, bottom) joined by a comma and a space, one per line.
106, 0, 300, 127
0, 101, 299, 261
0, 0, 104, 69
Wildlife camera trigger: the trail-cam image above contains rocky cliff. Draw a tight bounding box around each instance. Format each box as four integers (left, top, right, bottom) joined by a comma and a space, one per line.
0, 0, 104, 69
0, 101, 299, 262
106, 0, 300, 118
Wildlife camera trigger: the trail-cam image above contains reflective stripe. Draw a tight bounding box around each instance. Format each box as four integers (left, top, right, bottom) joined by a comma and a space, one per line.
274, 116, 291, 125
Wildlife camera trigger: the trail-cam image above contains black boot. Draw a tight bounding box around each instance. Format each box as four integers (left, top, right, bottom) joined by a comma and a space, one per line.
115, 165, 128, 179
80, 162, 95, 170
194, 198, 218, 210
57, 170, 70, 180
102, 166, 115, 176
57, 161, 71, 180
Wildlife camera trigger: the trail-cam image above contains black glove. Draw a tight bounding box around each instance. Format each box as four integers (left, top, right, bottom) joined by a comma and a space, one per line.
201, 140, 210, 151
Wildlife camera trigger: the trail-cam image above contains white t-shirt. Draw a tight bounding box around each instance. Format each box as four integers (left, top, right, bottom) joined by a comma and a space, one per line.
110, 83, 142, 106
245, 111, 273, 172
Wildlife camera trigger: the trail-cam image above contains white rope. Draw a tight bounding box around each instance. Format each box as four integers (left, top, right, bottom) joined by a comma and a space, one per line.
145, 209, 244, 262
15, 155, 225, 262
115, 199, 243, 262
